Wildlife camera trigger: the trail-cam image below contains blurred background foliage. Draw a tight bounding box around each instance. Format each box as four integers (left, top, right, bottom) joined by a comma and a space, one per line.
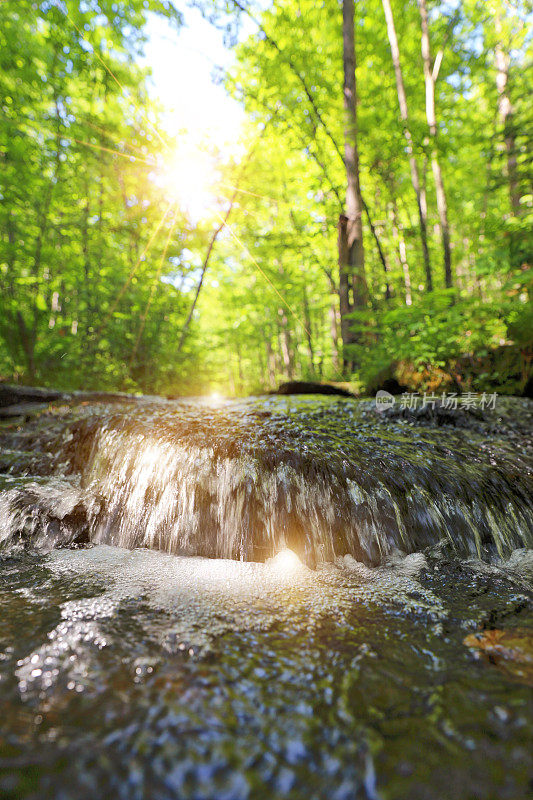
0, 0, 531, 396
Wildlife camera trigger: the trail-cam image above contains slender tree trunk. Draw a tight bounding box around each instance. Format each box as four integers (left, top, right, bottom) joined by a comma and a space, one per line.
177, 131, 267, 354
302, 285, 315, 374
495, 20, 520, 215
266, 337, 276, 388
418, 0, 453, 288
19, 84, 63, 381
0, 211, 19, 361
176, 186, 238, 356
235, 338, 244, 394
176, 217, 225, 355
81, 191, 96, 337
337, 215, 353, 365
382, 0, 433, 291
329, 303, 340, 371
278, 308, 294, 379
389, 202, 412, 306
420, 154, 429, 235
16, 312, 36, 382
361, 194, 391, 299
275, 327, 283, 374
227, 355, 236, 396
339, 0, 368, 372
256, 342, 266, 388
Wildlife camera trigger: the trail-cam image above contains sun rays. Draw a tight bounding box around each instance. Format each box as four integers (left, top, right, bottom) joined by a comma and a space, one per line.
154, 142, 217, 221
47, 0, 320, 368
129, 204, 181, 366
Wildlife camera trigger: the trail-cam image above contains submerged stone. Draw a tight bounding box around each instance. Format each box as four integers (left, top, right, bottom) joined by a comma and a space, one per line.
464, 628, 533, 686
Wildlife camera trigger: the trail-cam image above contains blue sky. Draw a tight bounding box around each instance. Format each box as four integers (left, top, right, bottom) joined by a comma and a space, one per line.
142, 6, 245, 153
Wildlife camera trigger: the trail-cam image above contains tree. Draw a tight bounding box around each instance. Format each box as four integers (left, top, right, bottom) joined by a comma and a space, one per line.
418, 0, 453, 289
1, 0, 531, 396
382, 0, 433, 291
338, 0, 369, 371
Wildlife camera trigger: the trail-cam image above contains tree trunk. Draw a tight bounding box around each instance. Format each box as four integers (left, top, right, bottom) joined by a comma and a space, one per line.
18, 86, 63, 381
339, 0, 368, 372
278, 308, 294, 379
81, 192, 96, 338
382, 0, 433, 291
302, 284, 315, 374
266, 336, 276, 388
337, 215, 354, 368
16, 311, 36, 382
256, 342, 266, 388
235, 338, 244, 394
418, 0, 453, 289
329, 303, 340, 372
362, 194, 391, 299
494, 21, 520, 215
176, 194, 236, 355
0, 211, 20, 363
177, 131, 266, 355
389, 202, 412, 306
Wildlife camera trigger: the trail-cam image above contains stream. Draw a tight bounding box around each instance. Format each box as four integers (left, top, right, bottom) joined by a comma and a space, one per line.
0, 394, 532, 799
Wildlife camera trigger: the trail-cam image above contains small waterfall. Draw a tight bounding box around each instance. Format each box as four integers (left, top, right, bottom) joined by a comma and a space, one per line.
0, 478, 99, 552
82, 425, 344, 561
1, 397, 532, 564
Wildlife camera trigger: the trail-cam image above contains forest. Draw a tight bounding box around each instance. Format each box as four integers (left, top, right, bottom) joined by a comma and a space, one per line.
1, 5, 533, 796
0, 0, 531, 397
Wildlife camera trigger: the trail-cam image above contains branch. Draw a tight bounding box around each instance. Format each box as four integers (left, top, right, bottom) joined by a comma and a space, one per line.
432, 8, 461, 84
176, 121, 271, 354
228, 0, 346, 166
226, 72, 391, 287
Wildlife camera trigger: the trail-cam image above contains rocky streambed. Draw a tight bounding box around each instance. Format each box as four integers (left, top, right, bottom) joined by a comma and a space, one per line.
0, 391, 531, 799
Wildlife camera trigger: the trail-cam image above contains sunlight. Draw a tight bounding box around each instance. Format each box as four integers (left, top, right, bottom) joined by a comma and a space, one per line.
157, 143, 216, 220
202, 390, 226, 406
269, 548, 304, 574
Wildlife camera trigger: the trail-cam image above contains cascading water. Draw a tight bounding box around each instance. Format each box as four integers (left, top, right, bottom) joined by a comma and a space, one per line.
1, 395, 531, 563
1, 393, 532, 800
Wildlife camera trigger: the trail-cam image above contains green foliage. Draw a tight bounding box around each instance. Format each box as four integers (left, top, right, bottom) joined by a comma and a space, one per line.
0, 0, 201, 391
0, 0, 531, 395
196, 0, 531, 394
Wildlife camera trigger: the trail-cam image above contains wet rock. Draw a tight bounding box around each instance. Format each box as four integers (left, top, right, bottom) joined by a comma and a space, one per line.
0, 383, 69, 407
0, 481, 100, 551
1, 395, 531, 565
70, 390, 143, 403
0, 402, 50, 419
381, 403, 484, 428
0, 383, 153, 414
374, 396, 533, 438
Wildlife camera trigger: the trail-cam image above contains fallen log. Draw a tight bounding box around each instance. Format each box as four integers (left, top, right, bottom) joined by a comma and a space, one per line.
274, 381, 355, 398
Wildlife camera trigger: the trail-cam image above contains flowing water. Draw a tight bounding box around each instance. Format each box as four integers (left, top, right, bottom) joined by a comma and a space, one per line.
0, 394, 532, 798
